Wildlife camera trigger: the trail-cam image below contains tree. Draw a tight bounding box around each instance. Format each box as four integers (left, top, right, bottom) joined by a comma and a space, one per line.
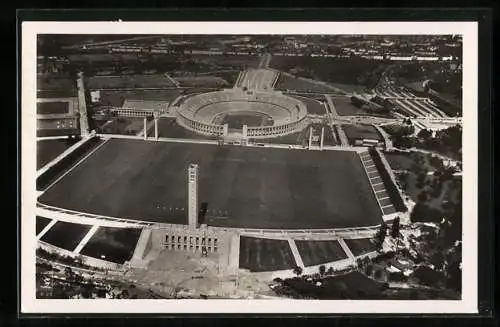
293, 266, 303, 276
375, 222, 388, 251
417, 129, 433, 141
64, 267, 73, 282
121, 289, 130, 299
391, 217, 401, 239
365, 264, 374, 276
319, 265, 326, 276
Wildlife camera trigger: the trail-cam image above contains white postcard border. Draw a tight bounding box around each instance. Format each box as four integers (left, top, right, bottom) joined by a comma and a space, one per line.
21, 21, 478, 314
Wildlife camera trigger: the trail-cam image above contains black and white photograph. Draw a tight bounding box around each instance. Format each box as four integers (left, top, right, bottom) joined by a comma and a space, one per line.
21, 21, 479, 314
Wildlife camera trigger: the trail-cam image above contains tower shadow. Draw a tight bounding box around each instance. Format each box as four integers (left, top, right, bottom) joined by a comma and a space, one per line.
198, 202, 209, 225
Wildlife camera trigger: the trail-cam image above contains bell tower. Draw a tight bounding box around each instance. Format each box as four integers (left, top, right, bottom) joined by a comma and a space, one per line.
187, 164, 199, 228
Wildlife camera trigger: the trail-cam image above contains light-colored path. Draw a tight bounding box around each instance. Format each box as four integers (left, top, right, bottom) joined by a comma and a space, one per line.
76, 72, 90, 136
37, 218, 57, 240
337, 238, 356, 261
73, 225, 100, 254
287, 238, 305, 268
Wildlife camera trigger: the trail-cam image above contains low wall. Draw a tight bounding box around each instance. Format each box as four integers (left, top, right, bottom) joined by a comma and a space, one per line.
176, 114, 225, 137
246, 116, 308, 138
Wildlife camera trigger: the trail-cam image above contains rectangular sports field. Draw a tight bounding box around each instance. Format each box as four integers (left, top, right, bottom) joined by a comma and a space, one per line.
295, 240, 348, 267
80, 227, 142, 264
38, 138, 382, 229
343, 238, 377, 257
239, 236, 296, 272
37, 138, 80, 169
39, 221, 91, 252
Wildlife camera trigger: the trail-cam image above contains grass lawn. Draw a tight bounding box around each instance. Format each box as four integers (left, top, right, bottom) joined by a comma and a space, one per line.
40, 221, 91, 252
37, 102, 69, 115
221, 113, 272, 128
274, 74, 339, 94
239, 236, 296, 272
343, 124, 382, 143
287, 94, 327, 115
80, 227, 142, 264
97, 118, 145, 135
148, 117, 219, 140
295, 240, 347, 267
343, 238, 377, 257
86, 74, 178, 90
36, 216, 52, 235
39, 139, 382, 229
97, 89, 184, 107
174, 76, 229, 88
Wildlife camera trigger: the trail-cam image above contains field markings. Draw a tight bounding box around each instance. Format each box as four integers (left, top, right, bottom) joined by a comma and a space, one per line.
40, 138, 110, 195
37, 218, 57, 240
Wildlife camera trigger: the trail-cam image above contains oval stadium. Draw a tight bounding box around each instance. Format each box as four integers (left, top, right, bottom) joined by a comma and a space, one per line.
176, 88, 308, 138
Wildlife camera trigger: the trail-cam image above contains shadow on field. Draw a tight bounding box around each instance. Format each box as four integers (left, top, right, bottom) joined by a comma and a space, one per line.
198, 202, 209, 225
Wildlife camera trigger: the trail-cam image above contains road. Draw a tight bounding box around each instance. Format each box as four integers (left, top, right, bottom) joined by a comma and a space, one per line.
324, 94, 349, 146
259, 53, 272, 68
238, 68, 277, 90
76, 72, 90, 136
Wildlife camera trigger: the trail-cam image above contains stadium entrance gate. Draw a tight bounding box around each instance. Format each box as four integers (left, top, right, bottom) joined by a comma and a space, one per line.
220, 133, 248, 146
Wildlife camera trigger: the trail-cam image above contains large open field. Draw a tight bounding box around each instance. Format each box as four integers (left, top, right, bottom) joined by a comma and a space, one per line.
86, 75, 178, 90
38, 139, 382, 229
270, 56, 388, 89
173, 76, 229, 88
147, 117, 219, 140
221, 113, 273, 129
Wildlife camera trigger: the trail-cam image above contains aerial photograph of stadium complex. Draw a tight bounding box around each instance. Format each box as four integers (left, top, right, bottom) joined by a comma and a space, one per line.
34, 34, 463, 300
